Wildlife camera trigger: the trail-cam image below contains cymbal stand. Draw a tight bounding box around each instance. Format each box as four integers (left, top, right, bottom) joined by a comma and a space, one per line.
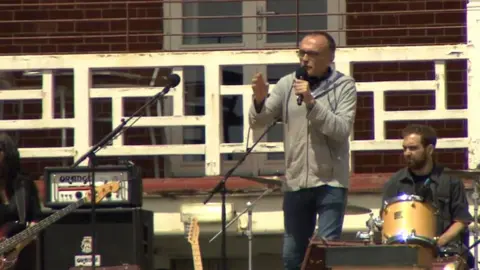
472, 177, 480, 270
210, 188, 273, 270
356, 213, 377, 244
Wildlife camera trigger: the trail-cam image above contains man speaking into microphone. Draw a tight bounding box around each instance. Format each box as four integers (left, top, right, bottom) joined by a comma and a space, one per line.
248, 31, 357, 270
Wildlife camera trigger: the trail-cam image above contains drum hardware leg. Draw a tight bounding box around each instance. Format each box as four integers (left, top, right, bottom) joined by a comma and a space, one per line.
366, 213, 376, 244
356, 231, 371, 243
356, 213, 378, 244
373, 217, 384, 230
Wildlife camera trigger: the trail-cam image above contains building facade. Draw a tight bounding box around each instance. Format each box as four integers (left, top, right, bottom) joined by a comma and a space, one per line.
0, 0, 477, 269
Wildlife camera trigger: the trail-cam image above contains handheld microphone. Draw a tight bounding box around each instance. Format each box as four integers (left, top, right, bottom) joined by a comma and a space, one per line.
295, 66, 308, 106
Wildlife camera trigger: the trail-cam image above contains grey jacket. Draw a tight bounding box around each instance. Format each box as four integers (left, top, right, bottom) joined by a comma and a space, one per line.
248, 69, 357, 191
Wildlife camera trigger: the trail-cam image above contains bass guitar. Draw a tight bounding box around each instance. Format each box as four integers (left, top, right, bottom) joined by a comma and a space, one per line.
0, 182, 120, 270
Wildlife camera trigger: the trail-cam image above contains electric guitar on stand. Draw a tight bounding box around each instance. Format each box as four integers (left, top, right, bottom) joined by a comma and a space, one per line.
186, 217, 203, 270
0, 182, 120, 270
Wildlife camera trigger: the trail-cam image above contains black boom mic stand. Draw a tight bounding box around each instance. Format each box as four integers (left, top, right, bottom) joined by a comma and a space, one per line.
70, 73, 181, 270
204, 116, 280, 270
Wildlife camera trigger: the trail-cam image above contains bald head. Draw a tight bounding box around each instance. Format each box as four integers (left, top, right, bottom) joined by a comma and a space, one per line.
303, 32, 336, 54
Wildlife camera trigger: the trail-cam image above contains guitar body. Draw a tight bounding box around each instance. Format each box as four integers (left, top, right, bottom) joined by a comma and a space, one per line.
0, 222, 32, 270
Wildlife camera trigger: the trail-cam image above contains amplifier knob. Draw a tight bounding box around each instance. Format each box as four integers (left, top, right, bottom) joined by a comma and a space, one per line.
75, 192, 82, 199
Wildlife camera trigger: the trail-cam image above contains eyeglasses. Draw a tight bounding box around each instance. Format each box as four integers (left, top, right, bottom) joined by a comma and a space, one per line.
296, 49, 320, 58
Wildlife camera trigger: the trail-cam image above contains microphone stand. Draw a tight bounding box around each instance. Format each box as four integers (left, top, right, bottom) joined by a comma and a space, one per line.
203, 117, 280, 270
209, 188, 275, 270
70, 75, 180, 270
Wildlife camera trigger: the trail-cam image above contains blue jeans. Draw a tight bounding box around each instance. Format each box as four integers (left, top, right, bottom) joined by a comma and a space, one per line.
282, 185, 347, 270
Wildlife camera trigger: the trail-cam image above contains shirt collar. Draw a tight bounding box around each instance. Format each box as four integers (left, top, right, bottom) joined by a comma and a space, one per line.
399, 164, 444, 183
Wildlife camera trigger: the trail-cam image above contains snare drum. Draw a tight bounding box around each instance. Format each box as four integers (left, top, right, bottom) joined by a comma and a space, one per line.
381, 194, 437, 248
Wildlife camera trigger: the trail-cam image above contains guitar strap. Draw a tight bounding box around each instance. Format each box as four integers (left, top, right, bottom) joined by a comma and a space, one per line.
14, 179, 27, 225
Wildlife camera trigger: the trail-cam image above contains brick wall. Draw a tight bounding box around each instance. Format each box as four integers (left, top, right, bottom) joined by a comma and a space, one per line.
0, 0, 163, 54
346, 0, 468, 173
0, 0, 167, 179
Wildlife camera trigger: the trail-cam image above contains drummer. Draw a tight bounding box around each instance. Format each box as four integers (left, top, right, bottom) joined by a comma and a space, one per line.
380, 124, 474, 266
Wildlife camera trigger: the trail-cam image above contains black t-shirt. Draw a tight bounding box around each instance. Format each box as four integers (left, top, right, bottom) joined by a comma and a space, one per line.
411, 171, 432, 200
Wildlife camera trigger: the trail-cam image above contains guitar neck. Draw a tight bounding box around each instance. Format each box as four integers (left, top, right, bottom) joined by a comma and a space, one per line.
0, 197, 87, 254
192, 243, 203, 270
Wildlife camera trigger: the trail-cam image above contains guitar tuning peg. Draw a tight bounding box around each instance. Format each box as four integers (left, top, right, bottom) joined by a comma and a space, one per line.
183, 222, 190, 238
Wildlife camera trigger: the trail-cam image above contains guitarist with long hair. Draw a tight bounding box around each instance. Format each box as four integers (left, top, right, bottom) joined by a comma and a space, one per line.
0, 132, 42, 270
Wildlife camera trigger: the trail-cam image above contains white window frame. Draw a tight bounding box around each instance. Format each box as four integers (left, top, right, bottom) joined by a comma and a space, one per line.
162, 0, 346, 177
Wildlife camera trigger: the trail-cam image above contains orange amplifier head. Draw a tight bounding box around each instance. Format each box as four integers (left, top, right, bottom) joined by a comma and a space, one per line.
43, 165, 143, 209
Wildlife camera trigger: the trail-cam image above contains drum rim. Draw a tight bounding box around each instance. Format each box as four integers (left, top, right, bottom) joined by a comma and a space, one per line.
384, 194, 437, 209
386, 234, 438, 256
384, 194, 423, 204
385, 234, 437, 247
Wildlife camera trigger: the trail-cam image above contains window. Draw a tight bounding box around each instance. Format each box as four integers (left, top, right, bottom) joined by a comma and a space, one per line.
163, 0, 346, 177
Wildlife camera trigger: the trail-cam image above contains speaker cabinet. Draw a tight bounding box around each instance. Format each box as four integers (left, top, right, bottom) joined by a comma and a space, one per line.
39, 208, 153, 270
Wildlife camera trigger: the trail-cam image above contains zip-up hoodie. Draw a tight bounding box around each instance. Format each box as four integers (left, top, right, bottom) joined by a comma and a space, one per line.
248, 68, 357, 192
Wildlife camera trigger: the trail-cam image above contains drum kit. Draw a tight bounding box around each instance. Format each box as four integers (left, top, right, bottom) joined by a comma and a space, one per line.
354, 168, 480, 270
242, 168, 480, 270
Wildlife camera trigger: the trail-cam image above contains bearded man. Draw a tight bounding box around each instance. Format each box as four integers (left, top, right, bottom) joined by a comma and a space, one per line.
380, 124, 474, 267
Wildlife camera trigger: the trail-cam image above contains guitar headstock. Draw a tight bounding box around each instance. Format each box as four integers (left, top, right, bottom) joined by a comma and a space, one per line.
186, 216, 200, 245
85, 182, 121, 203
